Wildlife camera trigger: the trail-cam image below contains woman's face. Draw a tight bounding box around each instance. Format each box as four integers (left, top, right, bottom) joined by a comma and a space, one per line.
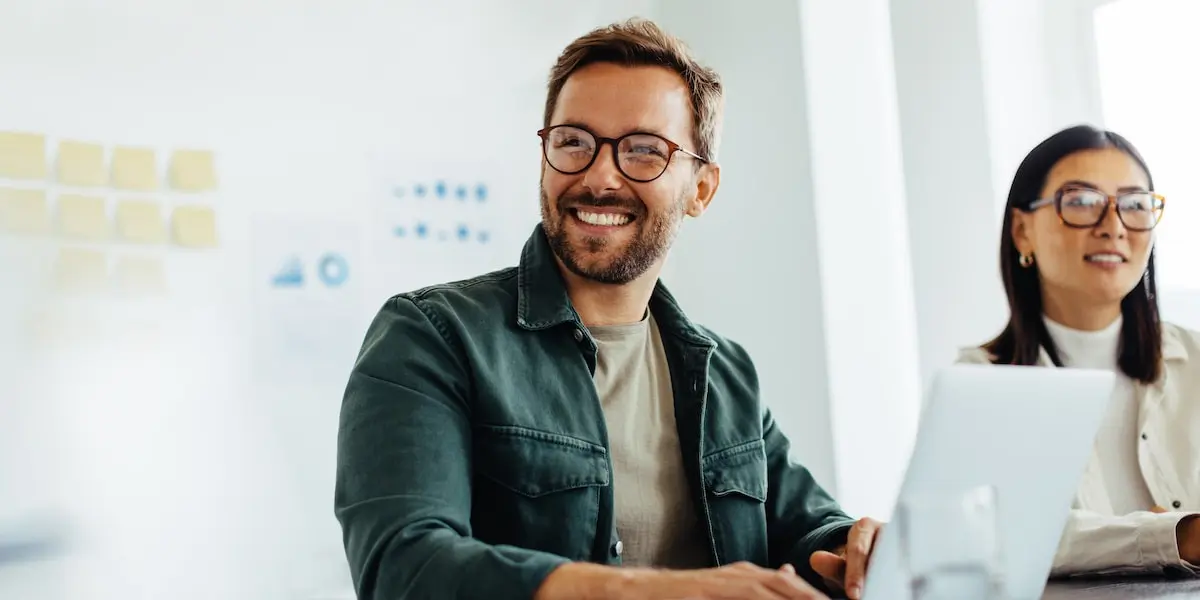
1011, 147, 1156, 310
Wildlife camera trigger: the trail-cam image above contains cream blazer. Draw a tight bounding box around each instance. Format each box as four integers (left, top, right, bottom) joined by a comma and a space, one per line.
957, 322, 1200, 577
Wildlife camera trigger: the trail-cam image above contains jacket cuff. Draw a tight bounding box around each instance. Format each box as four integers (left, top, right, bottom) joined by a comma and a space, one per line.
800, 519, 855, 555
788, 519, 855, 589
1141, 513, 1200, 573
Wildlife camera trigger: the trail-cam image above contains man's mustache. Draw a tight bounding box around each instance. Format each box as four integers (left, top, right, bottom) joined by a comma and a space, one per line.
557, 192, 644, 216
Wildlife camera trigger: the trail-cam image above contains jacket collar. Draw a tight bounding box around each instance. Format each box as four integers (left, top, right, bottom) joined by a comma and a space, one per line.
514, 223, 715, 348
515, 223, 577, 330
1162, 323, 1188, 361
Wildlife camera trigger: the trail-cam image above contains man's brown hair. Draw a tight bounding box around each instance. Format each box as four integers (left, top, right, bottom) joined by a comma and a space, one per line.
543, 17, 724, 162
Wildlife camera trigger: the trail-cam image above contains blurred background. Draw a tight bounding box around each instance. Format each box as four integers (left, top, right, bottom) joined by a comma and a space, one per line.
0, 0, 1196, 598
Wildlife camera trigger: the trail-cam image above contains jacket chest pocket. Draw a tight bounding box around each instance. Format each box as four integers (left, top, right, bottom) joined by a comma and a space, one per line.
702, 440, 769, 563
472, 425, 610, 559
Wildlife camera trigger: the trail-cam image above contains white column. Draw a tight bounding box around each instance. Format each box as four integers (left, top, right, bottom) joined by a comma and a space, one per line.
977, 0, 1057, 217
890, 0, 1010, 388
798, 0, 923, 519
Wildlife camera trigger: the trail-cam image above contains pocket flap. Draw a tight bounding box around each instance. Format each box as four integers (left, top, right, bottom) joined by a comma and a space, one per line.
475, 425, 610, 498
702, 440, 768, 502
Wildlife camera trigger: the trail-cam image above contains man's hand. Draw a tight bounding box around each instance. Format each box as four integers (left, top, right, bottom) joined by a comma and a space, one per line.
636, 562, 829, 599
809, 517, 883, 600
536, 561, 830, 600
1178, 515, 1200, 565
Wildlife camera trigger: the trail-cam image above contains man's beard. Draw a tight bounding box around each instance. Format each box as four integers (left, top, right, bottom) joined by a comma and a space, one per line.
540, 186, 684, 285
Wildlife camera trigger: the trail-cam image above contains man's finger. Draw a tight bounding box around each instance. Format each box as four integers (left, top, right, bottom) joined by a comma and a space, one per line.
808, 550, 846, 588
1151, 505, 1168, 514
843, 518, 882, 600
761, 566, 827, 600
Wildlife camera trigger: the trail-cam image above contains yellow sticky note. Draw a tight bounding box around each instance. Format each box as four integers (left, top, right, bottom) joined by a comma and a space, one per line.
168, 149, 218, 192
114, 255, 167, 295
56, 140, 107, 187
171, 205, 218, 248
53, 247, 108, 293
57, 194, 109, 240
0, 131, 48, 180
114, 199, 166, 244
0, 187, 50, 234
111, 147, 158, 191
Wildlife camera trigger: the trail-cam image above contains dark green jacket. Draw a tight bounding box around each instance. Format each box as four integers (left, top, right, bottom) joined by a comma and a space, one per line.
335, 224, 855, 600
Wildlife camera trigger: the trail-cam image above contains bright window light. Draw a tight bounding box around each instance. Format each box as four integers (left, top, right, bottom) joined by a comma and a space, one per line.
1094, 0, 1200, 295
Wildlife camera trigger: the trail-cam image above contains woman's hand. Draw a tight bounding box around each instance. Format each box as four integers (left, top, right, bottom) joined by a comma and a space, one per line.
1177, 515, 1200, 565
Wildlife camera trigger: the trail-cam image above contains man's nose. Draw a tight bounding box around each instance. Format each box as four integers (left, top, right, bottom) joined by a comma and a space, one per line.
581, 143, 624, 195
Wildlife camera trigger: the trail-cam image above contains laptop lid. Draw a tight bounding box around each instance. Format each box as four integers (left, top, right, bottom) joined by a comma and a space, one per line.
862, 364, 1116, 600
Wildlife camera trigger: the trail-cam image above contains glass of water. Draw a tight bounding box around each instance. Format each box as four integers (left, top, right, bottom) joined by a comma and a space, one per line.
894, 484, 1006, 600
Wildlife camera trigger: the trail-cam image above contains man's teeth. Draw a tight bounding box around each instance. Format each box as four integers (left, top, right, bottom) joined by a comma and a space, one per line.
576, 210, 631, 226
1087, 254, 1125, 263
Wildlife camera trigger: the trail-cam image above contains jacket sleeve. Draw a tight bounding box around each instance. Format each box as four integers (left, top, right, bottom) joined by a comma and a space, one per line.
1051, 509, 1200, 577
762, 407, 856, 587
334, 296, 569, 600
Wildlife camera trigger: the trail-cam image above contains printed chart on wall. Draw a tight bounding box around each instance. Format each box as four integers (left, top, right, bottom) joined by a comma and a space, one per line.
250, 216, 368, 384
367, 156, 538, 301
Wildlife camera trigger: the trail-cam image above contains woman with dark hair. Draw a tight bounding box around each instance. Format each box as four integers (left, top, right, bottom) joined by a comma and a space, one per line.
959, 124, 1200, 576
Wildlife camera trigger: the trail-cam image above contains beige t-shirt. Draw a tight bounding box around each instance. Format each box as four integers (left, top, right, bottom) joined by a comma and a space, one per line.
590, 312, 711, 568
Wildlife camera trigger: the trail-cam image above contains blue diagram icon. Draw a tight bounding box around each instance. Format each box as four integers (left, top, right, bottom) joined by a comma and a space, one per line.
318, 253, 349, 287
272, 256, 304, 288
388, 179, 490, 242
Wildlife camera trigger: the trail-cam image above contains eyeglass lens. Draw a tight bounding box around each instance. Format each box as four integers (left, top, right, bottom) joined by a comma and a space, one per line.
543, 126, 674, 182
1060, 188, 1164, 229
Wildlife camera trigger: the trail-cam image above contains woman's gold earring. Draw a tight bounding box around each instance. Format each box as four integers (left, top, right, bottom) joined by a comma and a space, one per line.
1019, 253, 1035, 268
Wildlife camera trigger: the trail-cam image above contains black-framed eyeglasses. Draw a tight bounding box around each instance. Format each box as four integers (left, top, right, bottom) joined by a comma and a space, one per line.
537, 124, 708, 183
1022, 185, 1166, 232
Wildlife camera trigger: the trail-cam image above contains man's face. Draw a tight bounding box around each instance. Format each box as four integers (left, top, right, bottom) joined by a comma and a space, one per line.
540, 62, 717, 285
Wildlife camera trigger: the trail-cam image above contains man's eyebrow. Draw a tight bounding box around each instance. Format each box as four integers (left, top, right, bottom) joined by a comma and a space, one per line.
551, 120, 592, 130
548, 121, 673, 140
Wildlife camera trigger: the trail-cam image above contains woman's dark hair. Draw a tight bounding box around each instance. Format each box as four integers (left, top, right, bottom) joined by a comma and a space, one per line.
983, 124, 1162, 383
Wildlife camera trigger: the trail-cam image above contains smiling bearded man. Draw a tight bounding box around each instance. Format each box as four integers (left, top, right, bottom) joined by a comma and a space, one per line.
334, 16, 882, 600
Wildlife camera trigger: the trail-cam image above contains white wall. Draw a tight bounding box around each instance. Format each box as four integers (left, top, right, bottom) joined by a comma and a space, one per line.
0, 2, 655, 599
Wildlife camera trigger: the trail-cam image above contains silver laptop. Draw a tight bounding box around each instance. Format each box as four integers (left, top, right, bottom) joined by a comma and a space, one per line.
862, 364, 1116, 600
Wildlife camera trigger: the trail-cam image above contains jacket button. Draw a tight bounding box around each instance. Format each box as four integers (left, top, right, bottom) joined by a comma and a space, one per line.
613, 540, 624, 556
1173, 500, 1182, 509
1141, 432, 1148, 440
573, 328, 584, 342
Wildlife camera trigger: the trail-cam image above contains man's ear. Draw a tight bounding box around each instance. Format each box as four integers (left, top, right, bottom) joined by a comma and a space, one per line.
685, 163, 720, 218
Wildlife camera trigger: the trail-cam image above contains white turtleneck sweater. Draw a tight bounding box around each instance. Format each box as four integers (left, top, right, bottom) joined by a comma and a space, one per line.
1043, 316, 1157, 514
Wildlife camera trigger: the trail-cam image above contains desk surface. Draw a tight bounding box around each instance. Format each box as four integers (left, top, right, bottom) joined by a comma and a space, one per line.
1042, 578, 1200, 599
